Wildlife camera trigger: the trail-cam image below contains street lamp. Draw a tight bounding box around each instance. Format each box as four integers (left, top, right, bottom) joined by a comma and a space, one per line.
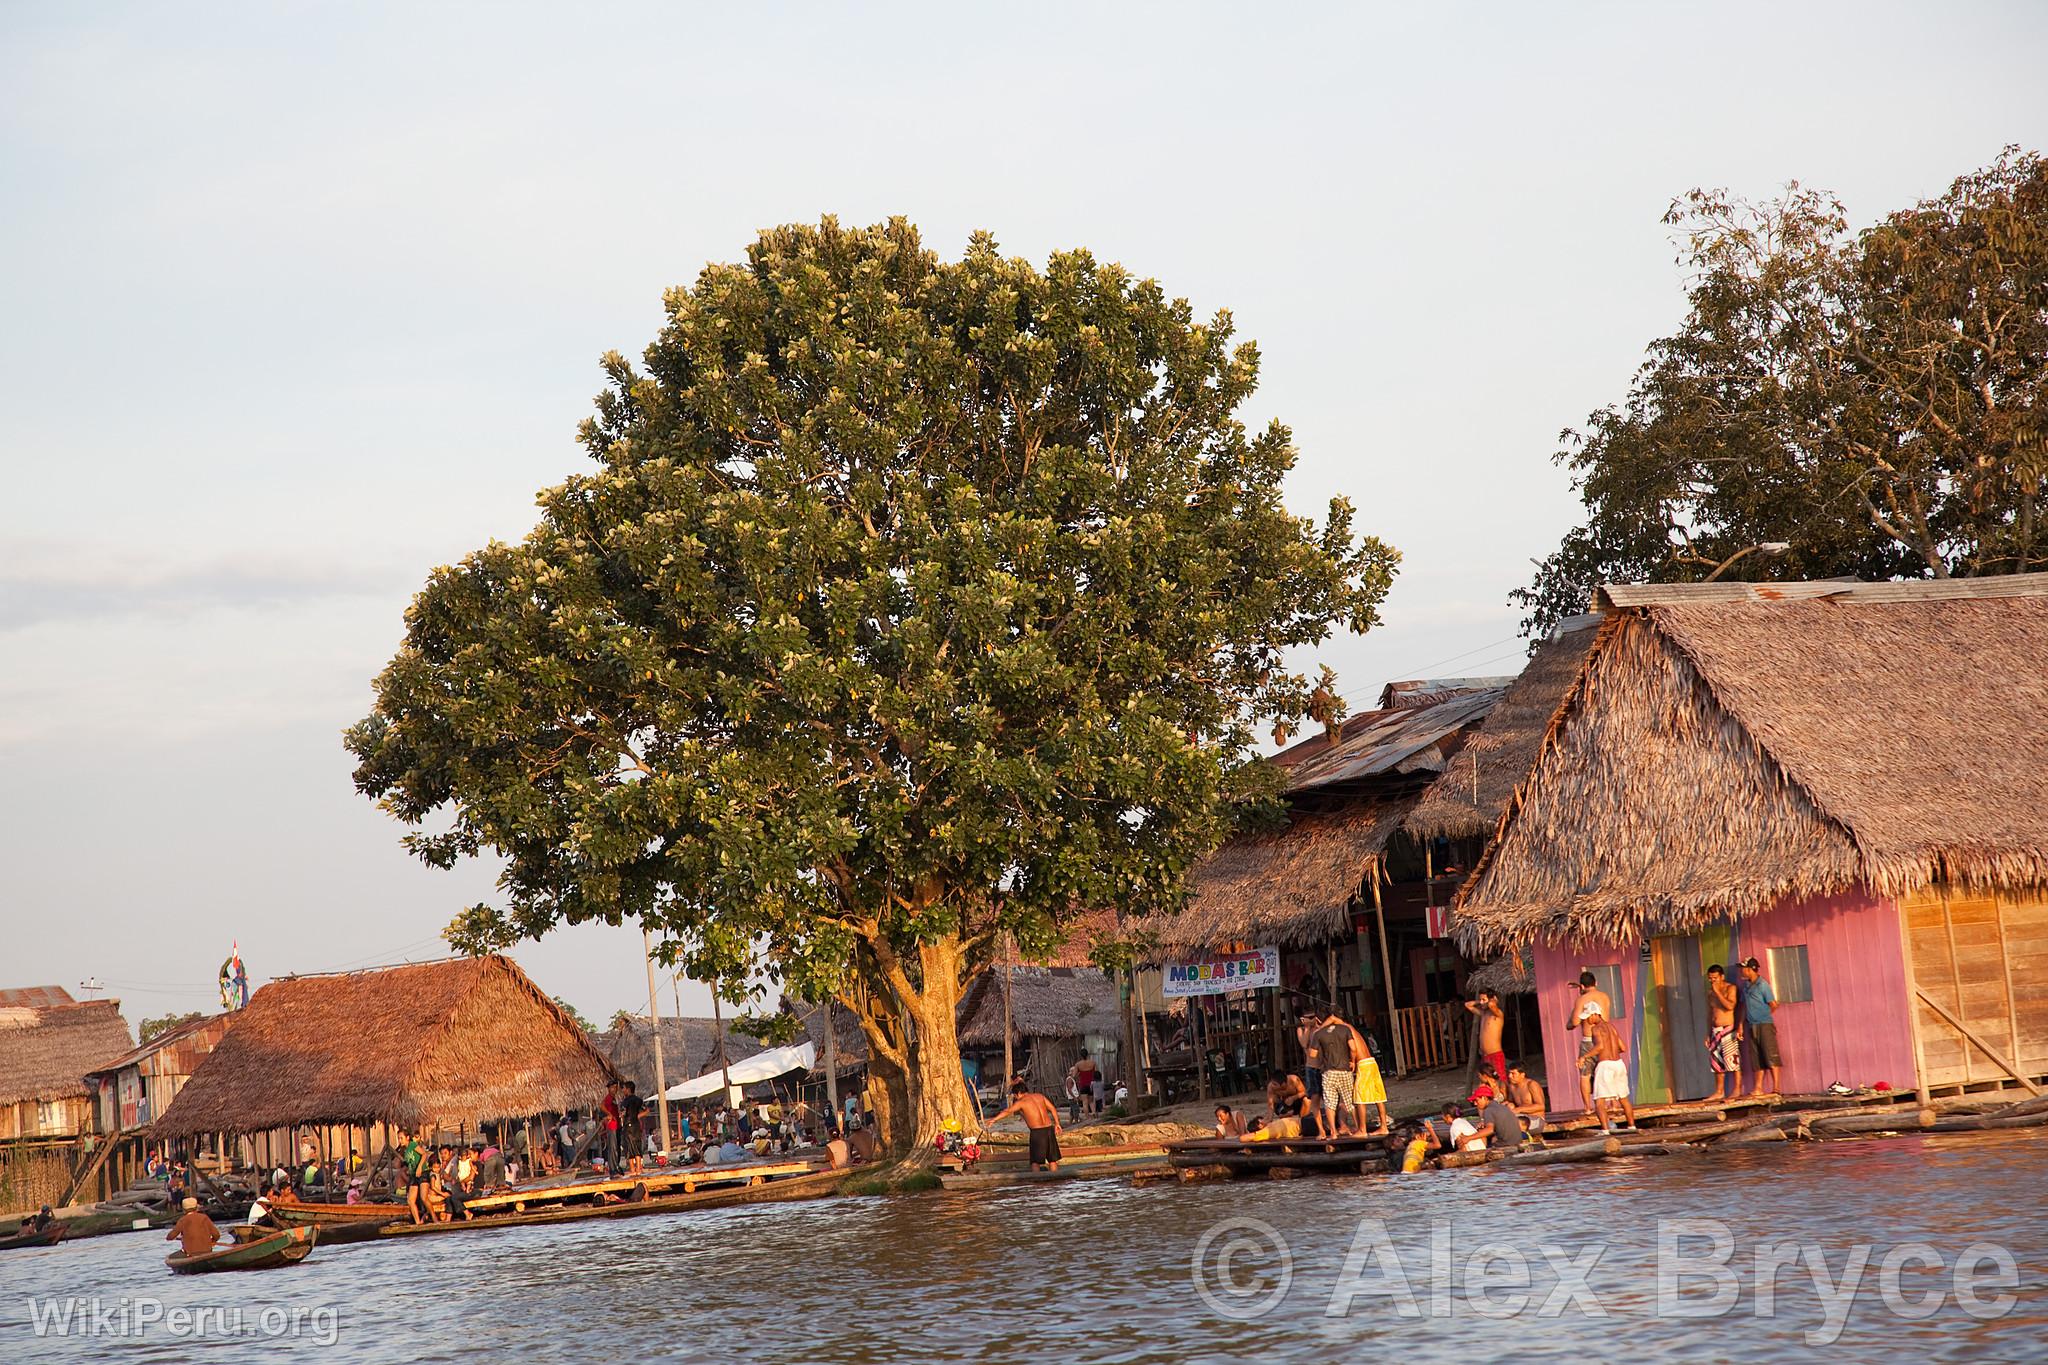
1703, 541, 1792, 581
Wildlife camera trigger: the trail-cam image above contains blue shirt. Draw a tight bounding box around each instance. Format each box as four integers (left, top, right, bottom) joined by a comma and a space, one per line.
1741, 977, 1776, 1025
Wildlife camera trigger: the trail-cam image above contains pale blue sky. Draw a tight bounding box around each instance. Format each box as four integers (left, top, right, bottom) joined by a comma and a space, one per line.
2, 2, 2042, 1028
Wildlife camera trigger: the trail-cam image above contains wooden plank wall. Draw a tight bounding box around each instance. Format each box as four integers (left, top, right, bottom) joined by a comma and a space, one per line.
1905, 890, 2048, 1086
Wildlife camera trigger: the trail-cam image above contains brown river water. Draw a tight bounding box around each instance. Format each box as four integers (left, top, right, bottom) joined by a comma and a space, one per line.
4, 1128, 2044, 1363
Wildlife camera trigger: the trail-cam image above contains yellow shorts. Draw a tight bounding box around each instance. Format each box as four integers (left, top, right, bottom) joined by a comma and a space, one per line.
1355, 1059, 1387, 1105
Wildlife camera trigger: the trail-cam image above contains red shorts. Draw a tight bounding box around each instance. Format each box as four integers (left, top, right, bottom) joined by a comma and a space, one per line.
1484, 1051, 1508, 1087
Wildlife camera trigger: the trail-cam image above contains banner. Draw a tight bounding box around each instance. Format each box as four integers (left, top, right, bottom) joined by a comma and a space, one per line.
1161, 946, 1281, 998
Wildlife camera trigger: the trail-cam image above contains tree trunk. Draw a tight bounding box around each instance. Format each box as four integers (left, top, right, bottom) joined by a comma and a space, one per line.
845, 931, 981, 1161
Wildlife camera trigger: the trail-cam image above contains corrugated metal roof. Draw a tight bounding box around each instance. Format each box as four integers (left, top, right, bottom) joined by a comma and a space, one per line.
0, 985, 78, 1009
1281, 687, 1507, 793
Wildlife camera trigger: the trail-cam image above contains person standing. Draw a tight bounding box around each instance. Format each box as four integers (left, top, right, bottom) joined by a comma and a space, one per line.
1738, 957, 1782, 1096
1351, 1026, 1391, 1136
1310, 1012, 1362, 1136
1295, 1009, 1326, 1137
1704, 965, 1741, 1102
986, 1078, 1063, 1171
1587, 1014, 1636, 1132
1565, 971, 1613, 1112
600, 1083, 623, 1172
1465, 990, 1508, 1093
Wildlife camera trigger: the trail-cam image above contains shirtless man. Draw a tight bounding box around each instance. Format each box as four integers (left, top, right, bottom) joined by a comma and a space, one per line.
1506, 1063, 1548, 1138
1565, 971, 1613, 1111
166, 1196, 220, 1260
1587, 1013, 1636, 1132
1704, 965, 1740, 1102
987, 1079, 1063, 1171
1465, 990, 1508, 1092
1296, 1009, 1326, 1137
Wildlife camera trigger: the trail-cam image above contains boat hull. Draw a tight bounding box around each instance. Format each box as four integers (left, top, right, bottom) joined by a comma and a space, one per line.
166, 1225, 317, 1273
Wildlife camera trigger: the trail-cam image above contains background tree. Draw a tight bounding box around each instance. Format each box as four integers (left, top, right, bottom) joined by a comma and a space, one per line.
1517, 147, 2047, 634
347, 219, 1395, 1154
552, 997, 596, 1035
139, 1011, 204, 1044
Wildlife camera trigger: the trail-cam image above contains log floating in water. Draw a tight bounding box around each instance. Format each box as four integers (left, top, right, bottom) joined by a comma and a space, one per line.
1807, 1108, 1935, 1137
1496, 1138, 1621, 1166
1925, 1108, 2048, 1133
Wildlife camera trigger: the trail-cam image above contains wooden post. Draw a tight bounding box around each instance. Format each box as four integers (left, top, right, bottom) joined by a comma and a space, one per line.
1917, 989, 2042, 1095
1136, 970, 1154, 1095
823, 1001, 840, 1123
1002, 936, 1015, 1092
1371, 865, 1406, 1076
642, 928, 671, 1154
1996, 895, 2025, 1095
1896, 895, 1933, 1105
1122, 966, 1144, 1100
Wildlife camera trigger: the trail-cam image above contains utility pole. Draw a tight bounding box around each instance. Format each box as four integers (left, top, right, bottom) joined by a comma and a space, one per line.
642, 927, 670, 1152
711, 985, 734, 1107
822, 1000, 840, 1120
1002, 934, 1015, 1090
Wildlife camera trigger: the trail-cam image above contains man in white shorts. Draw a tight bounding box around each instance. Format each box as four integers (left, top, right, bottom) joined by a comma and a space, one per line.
1587, 1013, 1636, 1132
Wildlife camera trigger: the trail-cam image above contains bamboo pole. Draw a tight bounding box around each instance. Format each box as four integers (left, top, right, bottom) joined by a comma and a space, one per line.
642, 928, 671, 1154
1002, 934, 1015, 1091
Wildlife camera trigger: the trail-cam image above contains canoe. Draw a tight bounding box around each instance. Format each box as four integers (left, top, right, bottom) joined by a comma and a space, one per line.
166, 1225, 317, 1273
269, 1199, 409, 1228
375, 1167, 848, 1240
0, 1223, 67, 1252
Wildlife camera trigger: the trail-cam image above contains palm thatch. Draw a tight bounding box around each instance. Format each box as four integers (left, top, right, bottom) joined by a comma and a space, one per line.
0, 1001, 133, 1106
148, 956, 620, 1137
1134, 795, 1415, 956
592, 1017, 696, 1093
956, 969, 1122, 1047
1455, 579, 2048, 953
789, 1000, 869, 1075
1465, 955, 1534, 996
1405, 623, 1600, 840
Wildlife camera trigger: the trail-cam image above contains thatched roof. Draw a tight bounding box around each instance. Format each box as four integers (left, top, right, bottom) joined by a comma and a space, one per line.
1466, 955, 1534, 996
1454, 576, 2048, 953
956, 968, 1122, 1047
1135, 795, 1414, 955
790, 1000, 869, 1074
0, 1001, 133, 1106
148, 956, 620, 1137
1405, 623, 1601, 840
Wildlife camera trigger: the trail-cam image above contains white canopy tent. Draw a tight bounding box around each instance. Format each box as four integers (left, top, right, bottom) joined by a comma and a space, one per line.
654, 1041, 816, 1102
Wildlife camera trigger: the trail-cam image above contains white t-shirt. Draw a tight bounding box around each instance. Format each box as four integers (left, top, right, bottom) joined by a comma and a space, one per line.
1450, 1117, 1484, 1152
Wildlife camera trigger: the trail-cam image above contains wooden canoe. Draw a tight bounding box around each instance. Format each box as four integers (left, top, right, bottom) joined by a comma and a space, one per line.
269, 1199, 409, 1228
0, 1223, 67, 1252
166, 1225, 317, 1273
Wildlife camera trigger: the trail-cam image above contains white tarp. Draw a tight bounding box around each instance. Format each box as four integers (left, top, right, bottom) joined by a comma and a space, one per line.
655, 1041, 816, 1101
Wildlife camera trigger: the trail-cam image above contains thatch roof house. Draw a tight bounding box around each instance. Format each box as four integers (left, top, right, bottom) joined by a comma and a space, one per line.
86, 1011, 238, 1135
1405, 621, 1601, 844
149, 955, 619, 1140
957, 968, 1123, 1096
0, 999, 133, 1140
1144, 684, 1510, 957
1453, 575, 2048, 1106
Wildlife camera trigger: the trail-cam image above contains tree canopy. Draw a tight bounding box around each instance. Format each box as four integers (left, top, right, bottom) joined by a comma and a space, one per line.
347, 218, 1396, 1147
1517, 147, 2048, 635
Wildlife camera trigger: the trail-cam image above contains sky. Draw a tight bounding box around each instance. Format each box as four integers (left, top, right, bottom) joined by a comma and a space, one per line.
2, 2, 2042, 1032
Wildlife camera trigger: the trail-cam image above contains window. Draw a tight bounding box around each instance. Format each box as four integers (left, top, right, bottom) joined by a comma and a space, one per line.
1583, 963, 1625, 1013
1767, 945, 1813, 1004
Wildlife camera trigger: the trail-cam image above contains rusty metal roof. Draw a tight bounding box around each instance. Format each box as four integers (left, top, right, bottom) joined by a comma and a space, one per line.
1278, 686, 1507, 793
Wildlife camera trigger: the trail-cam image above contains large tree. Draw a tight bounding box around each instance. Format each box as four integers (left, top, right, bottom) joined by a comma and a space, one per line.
347, 219, 1396, 1153
1517, 147, 2048, 635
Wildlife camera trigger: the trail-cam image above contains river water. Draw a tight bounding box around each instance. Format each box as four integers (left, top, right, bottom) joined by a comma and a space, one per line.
4, 1128, 2044, 1363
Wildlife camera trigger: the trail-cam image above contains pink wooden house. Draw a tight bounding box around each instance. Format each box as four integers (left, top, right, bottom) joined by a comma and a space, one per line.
1452, 577, 2048, 1108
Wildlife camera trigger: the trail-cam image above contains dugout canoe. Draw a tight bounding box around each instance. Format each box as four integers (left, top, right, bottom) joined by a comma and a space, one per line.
374, 1166, 849, 1240
0, 1223, 68, 1252
166, 1225, 317, 1274
268, 1199, 410, 1229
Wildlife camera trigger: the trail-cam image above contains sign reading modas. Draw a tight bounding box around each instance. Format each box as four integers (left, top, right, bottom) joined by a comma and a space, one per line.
1161, 946, 1281, 998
